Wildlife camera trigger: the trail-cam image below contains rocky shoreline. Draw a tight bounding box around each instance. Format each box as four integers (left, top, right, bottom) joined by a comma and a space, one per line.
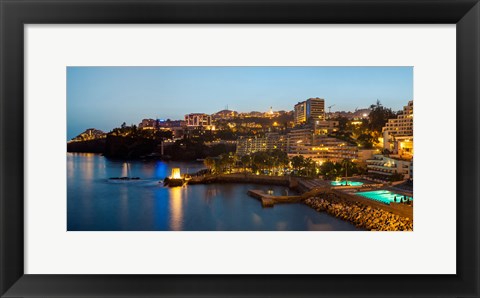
305, 197, 413, 231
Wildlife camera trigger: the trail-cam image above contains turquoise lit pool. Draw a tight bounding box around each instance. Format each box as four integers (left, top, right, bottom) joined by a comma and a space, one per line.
331, 181, 364, 186
355, 190, 413, 205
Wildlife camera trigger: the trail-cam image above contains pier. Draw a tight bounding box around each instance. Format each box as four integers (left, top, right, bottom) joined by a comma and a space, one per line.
247, 185, 331, 208
247, 190, 303, 207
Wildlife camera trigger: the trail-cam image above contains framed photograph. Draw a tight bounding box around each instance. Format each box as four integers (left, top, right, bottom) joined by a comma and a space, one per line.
1, 0, 479, 297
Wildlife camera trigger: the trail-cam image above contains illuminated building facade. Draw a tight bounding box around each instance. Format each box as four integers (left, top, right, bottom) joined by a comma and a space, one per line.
236, 133, 286, 156
294, 98, 325, 125
139, 118, 157, 129
286, 129, 313, 154
157, 119, 185, 128
366, 154, 413, 179
288, 134, 359, 163
285, 129, 363, 163
313, 120, 339, 135
185, 113, 213, 129
382, 100, 413, 156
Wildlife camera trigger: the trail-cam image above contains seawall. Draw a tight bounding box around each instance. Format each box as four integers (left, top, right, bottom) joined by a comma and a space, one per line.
189, 173, 291, 187
305, 196, 413, 231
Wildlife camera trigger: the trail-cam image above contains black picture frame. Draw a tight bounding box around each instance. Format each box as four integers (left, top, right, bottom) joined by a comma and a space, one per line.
1, 0, 479, 297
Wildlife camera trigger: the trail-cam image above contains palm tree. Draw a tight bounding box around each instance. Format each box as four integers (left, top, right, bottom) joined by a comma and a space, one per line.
203, 157, 215, 174
341, 158, 357, 183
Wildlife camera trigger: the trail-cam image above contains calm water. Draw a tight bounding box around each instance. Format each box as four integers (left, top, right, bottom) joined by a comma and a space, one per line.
67, 153, 360, 231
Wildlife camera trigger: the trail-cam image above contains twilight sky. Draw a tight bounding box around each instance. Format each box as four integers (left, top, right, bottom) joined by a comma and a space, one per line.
67, 66, 413, 139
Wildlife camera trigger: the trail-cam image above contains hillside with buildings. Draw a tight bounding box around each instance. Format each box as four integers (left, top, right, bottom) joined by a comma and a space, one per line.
67, 98, 413, 182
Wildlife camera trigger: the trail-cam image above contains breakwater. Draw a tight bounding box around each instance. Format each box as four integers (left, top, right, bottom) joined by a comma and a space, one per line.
305, 197, 413, 231
247, 189, 303, 207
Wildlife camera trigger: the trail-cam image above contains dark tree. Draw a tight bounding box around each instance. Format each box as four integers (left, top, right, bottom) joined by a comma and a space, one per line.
367, 100, 397, 133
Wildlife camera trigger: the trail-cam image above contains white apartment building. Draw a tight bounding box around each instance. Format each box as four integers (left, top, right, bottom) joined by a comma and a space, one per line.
287, 130, 363, 163
382, 100, 413, 156
236, 133, 287, 156
366, 154, 413, 179
287, 129, 313, 154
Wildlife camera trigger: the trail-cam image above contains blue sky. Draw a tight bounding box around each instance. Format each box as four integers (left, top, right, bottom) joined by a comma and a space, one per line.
67, 66, 413, 139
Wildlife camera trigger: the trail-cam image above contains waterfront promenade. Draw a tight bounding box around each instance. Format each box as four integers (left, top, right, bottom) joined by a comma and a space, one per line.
189, 173, 413, 229
295, 178, 413, 220
188, 173, 290, 186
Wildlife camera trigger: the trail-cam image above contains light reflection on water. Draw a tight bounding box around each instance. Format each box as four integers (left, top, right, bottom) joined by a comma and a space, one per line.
169, 187, 183, 231
67, 153, 361, 231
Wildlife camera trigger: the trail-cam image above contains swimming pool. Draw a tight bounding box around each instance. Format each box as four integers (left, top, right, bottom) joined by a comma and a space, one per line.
331, 181, 364, 186
355, 190, 413, 204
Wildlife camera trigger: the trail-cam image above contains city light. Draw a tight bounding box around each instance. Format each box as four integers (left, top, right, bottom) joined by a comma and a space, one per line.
170, 168, 181, 179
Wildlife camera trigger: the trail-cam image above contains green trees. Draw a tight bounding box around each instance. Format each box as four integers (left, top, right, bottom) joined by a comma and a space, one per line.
240, 155, 251, 173
304, 158, 317, 177
290, 155, 305, 172
203, 157, 216, 173
251, 151, 270, 173
271, 150, 289, 171
218, 153, 237, 174
226, 149, 290, 175
330, 100, 398, 149
319, 161, 340, 180
318, 159, 361, 180
206, 151, 365, 180
357, 133, 375, 149
367, 100, 397, 135
289, 155, 317, 177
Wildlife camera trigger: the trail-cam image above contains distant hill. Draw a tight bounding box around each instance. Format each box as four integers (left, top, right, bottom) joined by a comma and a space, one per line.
70, 128, 106, 142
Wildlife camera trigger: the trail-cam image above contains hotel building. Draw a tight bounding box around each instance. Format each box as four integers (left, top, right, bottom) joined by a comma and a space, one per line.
367, 100, 414, 180
236, 133, 287, 156
294, 98, 325, 125
366, 154, 413, 179
185, 113, 213, 129
286, 128, 373, 163
313, 120, 339, 135
235, 125, 375, 164
288, 135, 360, 163
382, 100, 413, 156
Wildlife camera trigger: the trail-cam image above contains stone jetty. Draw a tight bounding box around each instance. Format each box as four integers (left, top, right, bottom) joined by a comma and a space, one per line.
247, 189, 303, 207
305, 197, 413, 231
